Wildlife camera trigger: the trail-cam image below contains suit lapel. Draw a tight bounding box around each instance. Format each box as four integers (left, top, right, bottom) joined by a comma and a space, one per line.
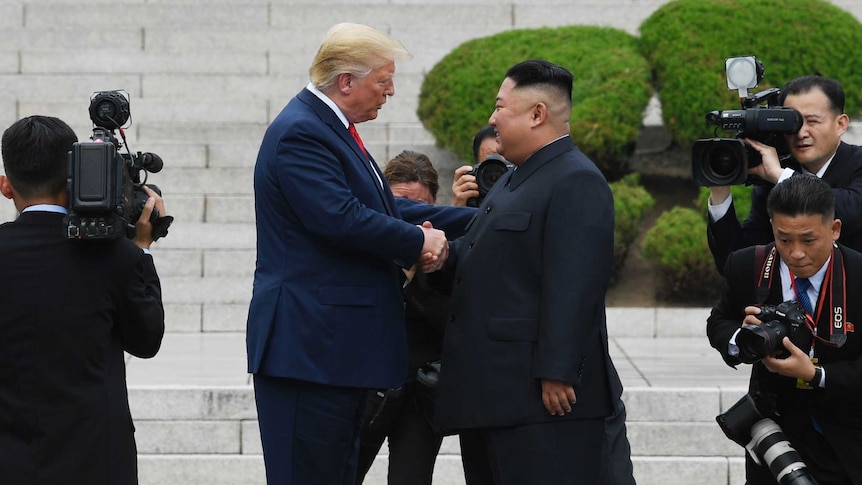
297, 89, 396, 215
508, 136, 572, 190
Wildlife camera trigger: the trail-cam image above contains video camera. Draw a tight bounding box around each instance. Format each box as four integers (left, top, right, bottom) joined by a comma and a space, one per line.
691, 56, 803, 186
466, 153, 513, 207
65, 90, 172, 240
716, 394, 818, 484
736, 300, 812, 364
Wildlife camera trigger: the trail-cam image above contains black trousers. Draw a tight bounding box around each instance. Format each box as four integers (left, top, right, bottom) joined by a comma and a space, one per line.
355, 385, 444, 485
459, 417, 606, 485
601, 400, 636, 485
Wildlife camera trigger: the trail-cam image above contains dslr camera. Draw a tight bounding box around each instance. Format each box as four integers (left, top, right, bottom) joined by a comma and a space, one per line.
466, 153, 513, 207
736, 300, 812, 364
65, 90, 172, 240
691, 56, 803, 186
716, 393, 817, 485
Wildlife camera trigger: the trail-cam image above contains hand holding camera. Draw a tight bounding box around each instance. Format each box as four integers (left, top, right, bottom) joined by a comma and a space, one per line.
736, 300, 812, 364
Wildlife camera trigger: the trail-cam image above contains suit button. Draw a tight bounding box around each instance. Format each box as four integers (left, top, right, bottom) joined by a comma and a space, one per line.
449, 314, 456, 322
468, 242, 474, 249
485, 206, 492, 214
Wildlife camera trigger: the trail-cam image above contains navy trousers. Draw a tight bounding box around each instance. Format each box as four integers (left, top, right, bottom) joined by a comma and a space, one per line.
254, 375, 367, 485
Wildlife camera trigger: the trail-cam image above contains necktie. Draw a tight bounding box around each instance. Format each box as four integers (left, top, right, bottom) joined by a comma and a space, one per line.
348, 123, 368, 158
795, 277, 815, 315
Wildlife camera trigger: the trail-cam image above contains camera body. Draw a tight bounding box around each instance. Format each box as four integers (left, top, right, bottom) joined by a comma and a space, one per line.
466, 154, 513, 207
736, 300, 812, 364
65, 91, 169, 240
691, 57, 803, 186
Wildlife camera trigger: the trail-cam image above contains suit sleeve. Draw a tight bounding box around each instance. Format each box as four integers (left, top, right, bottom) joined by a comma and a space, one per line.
533, 168, 614, 383
271, 121, 424, 266
707, 185, 774, 275
706, 249, 752, 368
829, 144, 862, 238
395, 197, 476, 239
116, 251, 165, 358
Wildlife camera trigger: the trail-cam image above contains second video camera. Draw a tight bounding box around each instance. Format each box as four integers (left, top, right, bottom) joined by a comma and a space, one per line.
466, 154, 513, 207
65, 90, 172, 241
692, 56, 803, 186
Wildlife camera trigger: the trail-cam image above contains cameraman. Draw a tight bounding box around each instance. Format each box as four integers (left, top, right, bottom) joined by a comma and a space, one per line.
707, 175, 862, 484
707, 75, 862, 273
0, 115, 166, 484
451, 125, 502, 206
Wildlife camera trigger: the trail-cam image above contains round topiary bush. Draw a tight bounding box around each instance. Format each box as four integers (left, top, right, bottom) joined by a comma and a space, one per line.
418, 26, 653, 178
640, 0, 862, 150
642, 206, 723, 304
610, 173, 655, 282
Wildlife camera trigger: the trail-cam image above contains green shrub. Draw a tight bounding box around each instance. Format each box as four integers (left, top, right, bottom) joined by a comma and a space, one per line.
640, 0, 862, 150
418, 26, 652, 178
696, 185, 754, 221
642, 206, 723, 304
610, 173, 655, 282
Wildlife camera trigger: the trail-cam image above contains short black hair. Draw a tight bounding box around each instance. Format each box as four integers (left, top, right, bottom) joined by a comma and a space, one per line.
767, 174, 834, 221
778, 75, 845, 115
505, 59, 573, 107
1, 115, 77, 198
472, 125, 496, 163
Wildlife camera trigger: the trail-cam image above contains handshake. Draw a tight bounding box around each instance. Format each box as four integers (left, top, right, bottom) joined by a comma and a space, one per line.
418, 221, 449, 273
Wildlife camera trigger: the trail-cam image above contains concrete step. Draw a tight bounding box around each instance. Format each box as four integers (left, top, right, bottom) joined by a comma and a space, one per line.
128, 386, 749, 485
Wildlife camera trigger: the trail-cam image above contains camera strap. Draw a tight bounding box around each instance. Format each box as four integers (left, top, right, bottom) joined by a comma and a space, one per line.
756, 244, 848, 349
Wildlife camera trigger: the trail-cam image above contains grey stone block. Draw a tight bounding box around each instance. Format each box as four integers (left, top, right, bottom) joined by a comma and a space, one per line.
0, 201, 17, 225
0, 6, 22, 28
513, 5, 655, 34
155, 249, 203, 278
209, 143, 260, 168
163, 194, 205, 224
3, 27, 141, 50
655, 307, 711, 337
205, 195, 254, 223
204, 249, 256, 277
203, 303, 250, 332
139, 142, 207, 169
0, 52, 19, 74
129, 387, 256, 420
26, 3, 270, 28
143, 74, 302, 103
135, 420, 240, 454
628, 422, 739, 456
139, 123, 268, 145
0, 74, 141, 98
138, 455, 266, 485
165, 303, 204, 333
161, 275, 253, 305
157, 223, 256, 250
241, 420, 262, 455
623, 387, 720, 422
631, 456, 731, 485
155, 168, 253, 196
270, 5, 512, 30
608, 307, 656, 337
22, 50, 267, 76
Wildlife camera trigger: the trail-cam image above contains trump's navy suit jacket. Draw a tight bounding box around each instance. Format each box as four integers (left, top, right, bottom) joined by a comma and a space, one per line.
247, 88, 443, 389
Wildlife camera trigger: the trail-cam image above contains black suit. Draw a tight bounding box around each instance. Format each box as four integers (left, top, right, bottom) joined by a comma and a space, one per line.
707, 244, 862, 484
0, 210, 165, 485
436, 137, 625, 484
708, 141, 862, 273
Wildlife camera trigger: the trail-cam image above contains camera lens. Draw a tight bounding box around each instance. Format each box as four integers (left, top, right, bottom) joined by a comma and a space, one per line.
706, 146, 738, 177
736, 321, 789, 362
475, 159, 510, 193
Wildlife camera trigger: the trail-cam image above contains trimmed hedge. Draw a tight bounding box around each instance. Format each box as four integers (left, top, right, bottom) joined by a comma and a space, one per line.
640, 0, 862, 150
610, 173, 656, 283
642, 206, 723, 304
696, 185, 754, 222
418, 26, 653, 178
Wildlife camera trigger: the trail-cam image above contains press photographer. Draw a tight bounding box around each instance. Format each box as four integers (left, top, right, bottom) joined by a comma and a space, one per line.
0, 114, 167, 484
702, 66, 862, 274
706, 175, 862, 484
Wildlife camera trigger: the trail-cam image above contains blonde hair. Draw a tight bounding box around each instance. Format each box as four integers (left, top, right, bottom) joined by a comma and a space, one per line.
309, 23, 412, 93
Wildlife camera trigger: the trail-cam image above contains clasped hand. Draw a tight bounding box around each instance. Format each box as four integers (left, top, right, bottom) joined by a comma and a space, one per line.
418, 221, 448, 272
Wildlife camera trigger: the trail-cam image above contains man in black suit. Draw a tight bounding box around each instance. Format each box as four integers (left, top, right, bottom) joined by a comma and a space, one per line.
0, 115, 166, 485
707, 75, 862, 273
434, 59, 630, 484
707, 175, 862, 484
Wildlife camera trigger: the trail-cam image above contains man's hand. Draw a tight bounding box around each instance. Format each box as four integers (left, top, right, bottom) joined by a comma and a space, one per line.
541, 379, 576, 416
743, 138, 784, 184
451, 165, 479, 207
418, 221, 448, 272
762, 337, 817, 382
742, 305, 767, 327
134, 185, 167, 250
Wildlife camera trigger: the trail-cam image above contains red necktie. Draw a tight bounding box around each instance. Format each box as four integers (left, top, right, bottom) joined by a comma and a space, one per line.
348, 123, 368, 158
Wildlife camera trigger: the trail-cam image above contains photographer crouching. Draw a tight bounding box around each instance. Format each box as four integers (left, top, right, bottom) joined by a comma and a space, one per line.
0, 115, 168, 484
707, 175, 862, 484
